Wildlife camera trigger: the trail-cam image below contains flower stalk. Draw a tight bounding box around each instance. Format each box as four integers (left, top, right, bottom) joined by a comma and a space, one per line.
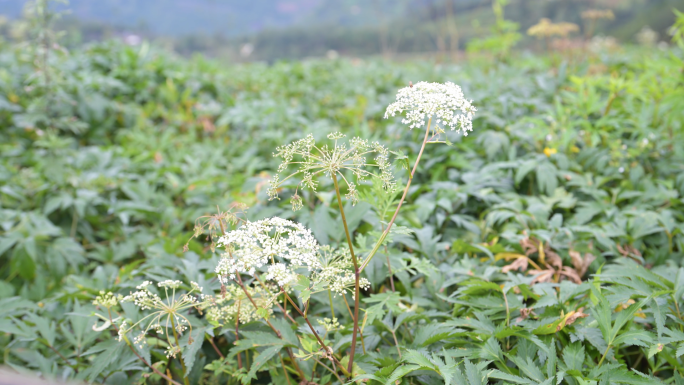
331, 172, 362, 374
359, 117, 433, 273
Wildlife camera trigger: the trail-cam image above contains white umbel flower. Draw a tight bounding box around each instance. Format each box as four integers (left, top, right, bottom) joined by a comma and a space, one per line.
384, 81, 477, 135
268, 132, 396, 210
216, 217, 320, 284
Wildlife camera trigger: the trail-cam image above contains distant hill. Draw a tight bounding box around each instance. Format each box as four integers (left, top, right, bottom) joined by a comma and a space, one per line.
0, 0, 680, 60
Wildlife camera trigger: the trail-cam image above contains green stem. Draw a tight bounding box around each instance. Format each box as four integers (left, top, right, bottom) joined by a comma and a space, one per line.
282, 290, 350, 378
108, 309, 181, 385
170, 316, 190, 385
359, 117, 433, 273
598, 345, 611, 367
328, 289, 335, 318
331, 173, 361, 375
234, 275, 306, 379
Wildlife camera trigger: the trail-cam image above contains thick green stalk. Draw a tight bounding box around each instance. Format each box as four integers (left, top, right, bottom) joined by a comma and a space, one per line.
331, 172, 361, 374
359, 117, 433, 273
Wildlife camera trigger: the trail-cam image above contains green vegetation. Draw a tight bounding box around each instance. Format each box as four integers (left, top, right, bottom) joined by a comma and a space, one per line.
1, 2, 684, 384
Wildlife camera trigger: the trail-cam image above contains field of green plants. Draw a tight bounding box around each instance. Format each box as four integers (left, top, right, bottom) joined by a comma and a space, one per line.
2, 5, 684, 385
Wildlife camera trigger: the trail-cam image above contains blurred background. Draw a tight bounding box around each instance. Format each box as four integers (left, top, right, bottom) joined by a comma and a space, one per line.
0, 0, 679, 61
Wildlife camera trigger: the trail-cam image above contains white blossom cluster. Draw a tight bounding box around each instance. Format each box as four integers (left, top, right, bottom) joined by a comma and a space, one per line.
384, 81, 477, 135
204, 284, 276, 326
312, 246, 370, 297
268, 132, 396, 210
215, 217, 320, 285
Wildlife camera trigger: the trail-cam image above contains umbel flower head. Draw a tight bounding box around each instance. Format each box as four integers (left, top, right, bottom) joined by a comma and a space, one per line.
118, 280, 206, 357
268, 132, 396, 210
312, 246, 371, 298
205, 284, 277, 326
384, 81, 476, 135
215, 217, 320, 286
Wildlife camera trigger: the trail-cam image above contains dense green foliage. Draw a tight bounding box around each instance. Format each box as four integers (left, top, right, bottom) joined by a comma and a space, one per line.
1, 8, 684, 385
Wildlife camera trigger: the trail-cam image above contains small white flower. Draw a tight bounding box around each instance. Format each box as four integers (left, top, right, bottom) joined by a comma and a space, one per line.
216, 217, 320, 286
618, 167, 625, 173
384, 81, 476, 135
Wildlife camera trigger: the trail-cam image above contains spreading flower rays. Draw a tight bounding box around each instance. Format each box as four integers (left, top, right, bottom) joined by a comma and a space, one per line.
117, 280, 206, 358
268, 132, 396, 210
384, 81, 477, 138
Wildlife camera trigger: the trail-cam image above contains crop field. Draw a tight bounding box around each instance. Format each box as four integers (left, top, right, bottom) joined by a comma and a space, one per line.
1, 4, 684, 385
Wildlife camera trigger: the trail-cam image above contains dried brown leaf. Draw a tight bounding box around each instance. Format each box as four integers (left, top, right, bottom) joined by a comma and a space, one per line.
502, 257, 529, 273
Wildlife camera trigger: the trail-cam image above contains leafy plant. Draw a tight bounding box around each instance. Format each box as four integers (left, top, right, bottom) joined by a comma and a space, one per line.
1, 2, 684, 384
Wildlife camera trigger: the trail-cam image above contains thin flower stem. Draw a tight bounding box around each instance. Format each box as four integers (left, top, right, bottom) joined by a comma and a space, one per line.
359, 117, 433, 273
206, 335, 224, 360
170, 316, 190, 385
234, 275, 306, 379
390, 329, 402, 358
598, 345, 610, 367
44, 342, 78, 373
331, 172, 361, 375
282, 290, 350, 378
235, 301, 242, 369
381, 222, 395, 292
278, 353, 293, 385
328, 289, 335, 318
341, 294, 366, 354
107, 309, 182, 385
254, 275, 296, 323
312, 356, 345, 384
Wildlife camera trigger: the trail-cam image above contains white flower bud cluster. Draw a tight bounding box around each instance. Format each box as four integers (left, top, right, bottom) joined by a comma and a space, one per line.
204, 284, 275, 326
215, 217, 320, 285
313, 246, 370, 296
384, 81, 476, 135
165, 345, 181, 359
93, 291, 119, 308
318, 317, 344, 331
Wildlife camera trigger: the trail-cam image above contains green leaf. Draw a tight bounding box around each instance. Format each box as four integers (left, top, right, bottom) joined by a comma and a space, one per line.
80, 339, 126, 382
479, 336, 503, 362
488, 370, 535, 384
183, 327, 208, 377
385, 364, 420, 385
244, 345, 282, 384
404, 349, 435, 369
464, 359, 483, 385
612, 329, 653, 347
562, 343, 585, 372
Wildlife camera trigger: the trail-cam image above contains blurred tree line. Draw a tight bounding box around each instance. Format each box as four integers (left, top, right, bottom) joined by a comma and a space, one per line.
0, 0, 680, 61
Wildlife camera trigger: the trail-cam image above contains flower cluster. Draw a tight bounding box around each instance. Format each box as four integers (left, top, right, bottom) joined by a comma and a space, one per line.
384, 82, 476, 135
117, 280, 205, 351
318, 317, 344, 332
215, 217, 320, 285
268, 132, 396, 209
312, 246, 371, 297
204, 284, 276, 326
92, 291, 120, 308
